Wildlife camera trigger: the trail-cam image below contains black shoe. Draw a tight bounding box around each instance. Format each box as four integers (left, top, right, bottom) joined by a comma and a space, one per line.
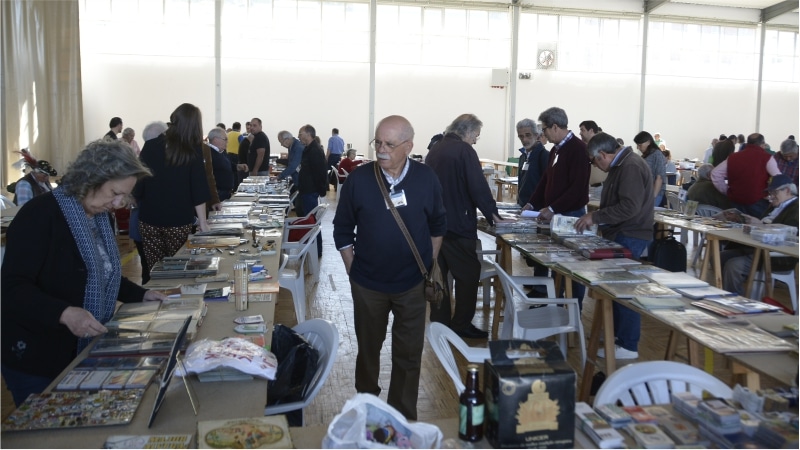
453, 325, 489, 339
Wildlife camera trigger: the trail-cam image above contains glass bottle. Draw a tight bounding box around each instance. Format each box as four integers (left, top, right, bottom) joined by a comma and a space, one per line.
459, 364, 485, 442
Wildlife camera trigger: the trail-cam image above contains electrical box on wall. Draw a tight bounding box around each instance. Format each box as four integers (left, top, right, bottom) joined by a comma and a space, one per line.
491, 68, 508, 87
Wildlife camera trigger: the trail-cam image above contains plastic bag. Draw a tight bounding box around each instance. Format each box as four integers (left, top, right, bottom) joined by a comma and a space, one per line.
267, 324, 319, 406
175, 337, 277, 379
323, 394, 442, 449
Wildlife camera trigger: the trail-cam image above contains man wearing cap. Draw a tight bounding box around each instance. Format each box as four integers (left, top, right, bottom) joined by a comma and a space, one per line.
720, 174, 798, 296
12, 161, 57, 207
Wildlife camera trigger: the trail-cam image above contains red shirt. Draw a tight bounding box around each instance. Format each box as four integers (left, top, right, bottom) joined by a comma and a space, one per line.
337, 158, 361, 181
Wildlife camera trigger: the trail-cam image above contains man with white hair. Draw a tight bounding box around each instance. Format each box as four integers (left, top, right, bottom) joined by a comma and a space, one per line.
721, 174, 798, 295
207, 127, 235, 202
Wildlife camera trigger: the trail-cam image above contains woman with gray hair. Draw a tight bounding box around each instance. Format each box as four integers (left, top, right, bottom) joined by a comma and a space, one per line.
686, 163, 731, 209
1, 140, 168, 406
121, 127, 141, 155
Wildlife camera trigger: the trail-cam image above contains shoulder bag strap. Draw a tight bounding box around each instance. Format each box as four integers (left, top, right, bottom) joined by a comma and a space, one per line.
373, 162, 429, 277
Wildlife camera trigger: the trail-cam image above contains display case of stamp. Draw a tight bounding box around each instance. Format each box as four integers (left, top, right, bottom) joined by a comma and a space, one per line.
484, 340, 576, 448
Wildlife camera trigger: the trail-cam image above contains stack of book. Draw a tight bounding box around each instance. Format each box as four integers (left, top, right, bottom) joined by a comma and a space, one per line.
754, 420, 800, 448
644, 272, 709, 288
598, 282, 680, 299
150, 256, 221, 279
692, 296, 782, 317
674, 285, 735, 299
595, 404, 634, 428
624, 423, 675, 448
696, 399, 742, 435
671, 392, 701, 418
630, 296, 687, 311
571, 270, 648, 286
574, 403, 625, 449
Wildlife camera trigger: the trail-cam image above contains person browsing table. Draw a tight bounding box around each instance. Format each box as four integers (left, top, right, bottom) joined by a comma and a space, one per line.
1, 140, 168, 406
576, 132, 654, 360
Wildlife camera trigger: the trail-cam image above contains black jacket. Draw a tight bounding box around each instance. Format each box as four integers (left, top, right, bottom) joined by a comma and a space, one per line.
1, 193, 146, 378
299, 140, 328, 196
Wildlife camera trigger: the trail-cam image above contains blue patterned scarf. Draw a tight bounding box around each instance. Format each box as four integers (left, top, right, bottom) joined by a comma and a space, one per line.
52, 186, 121, 352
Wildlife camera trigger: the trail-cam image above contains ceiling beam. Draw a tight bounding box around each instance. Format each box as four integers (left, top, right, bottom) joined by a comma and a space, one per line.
645, 0, 670, 14
762, 0, 798, 22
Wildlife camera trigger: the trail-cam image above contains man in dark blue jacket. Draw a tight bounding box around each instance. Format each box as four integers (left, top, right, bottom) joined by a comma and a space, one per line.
334, 115, 446, 421
426, 113, 502, 339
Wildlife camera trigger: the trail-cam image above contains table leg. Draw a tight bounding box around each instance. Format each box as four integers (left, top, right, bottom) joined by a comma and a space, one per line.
712, 239, 723, 288
664, 331, 680, 360
602, 298, 616, 376
495, 180, 504, 202
579, 298, 605, 403
700, 236, 715, 282
744, 248, 762, 298
763, 249, 774, 298
731, 362, 761, 391
688, 339, 701, 367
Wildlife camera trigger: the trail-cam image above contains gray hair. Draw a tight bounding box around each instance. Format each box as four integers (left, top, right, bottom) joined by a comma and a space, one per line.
278, 130, 293, 141
142, 121, 168, 141
516, 118, 536, 131
780, 138, 798, 155
538, 107, 569, 130
586, 132, 619, 160
121, 127, 135, 140
346, 148, 357, 158
207, 127, 226, 142
60, 140, 152, 201
445, 114, 483, 142
787, 183, 799, 196
697, 164, 715, 181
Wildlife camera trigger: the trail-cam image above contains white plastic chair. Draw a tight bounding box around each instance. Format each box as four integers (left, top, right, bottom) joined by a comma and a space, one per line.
750, 260, 797, 315
493, 261, 586, 368
330, 166, 343, 202
279, 226, 321, 323
427, 322, 490, 395
594, 360, 733, 406
691, 204, 723, 268
283, 204, 327, 277
0, 195, 15, 210
264, 318, 339, 425
445, 240, 499, 311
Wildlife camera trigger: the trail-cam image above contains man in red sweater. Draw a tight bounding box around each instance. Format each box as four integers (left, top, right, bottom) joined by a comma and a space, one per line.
711, 133, 781, 218
522, 106, 591, 307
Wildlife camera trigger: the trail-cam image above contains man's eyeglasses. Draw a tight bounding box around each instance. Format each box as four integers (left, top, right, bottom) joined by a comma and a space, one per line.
370, 139, 409, 152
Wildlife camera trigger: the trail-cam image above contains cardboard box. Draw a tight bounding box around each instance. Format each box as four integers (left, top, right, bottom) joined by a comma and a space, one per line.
484, 340, 576, 448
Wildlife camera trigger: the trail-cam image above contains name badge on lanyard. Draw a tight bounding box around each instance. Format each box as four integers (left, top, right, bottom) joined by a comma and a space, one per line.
386, 189, 408, 209
522, 162, 529, 171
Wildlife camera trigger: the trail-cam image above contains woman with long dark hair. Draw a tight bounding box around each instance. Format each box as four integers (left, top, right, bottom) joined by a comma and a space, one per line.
633, 131, 667, 207
134, 103, 211, 283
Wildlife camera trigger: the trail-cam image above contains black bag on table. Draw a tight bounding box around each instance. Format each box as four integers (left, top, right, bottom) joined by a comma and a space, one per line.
649, 230, 687, 272
267, 324, 320, 407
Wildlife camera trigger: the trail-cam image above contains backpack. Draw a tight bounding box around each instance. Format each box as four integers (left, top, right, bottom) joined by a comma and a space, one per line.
649, 231, 687, 272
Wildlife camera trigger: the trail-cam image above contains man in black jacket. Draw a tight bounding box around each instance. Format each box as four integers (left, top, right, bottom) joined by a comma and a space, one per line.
425, 113, 502, 339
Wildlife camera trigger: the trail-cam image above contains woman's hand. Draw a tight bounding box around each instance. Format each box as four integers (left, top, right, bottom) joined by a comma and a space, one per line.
143, 290, 168, 302
59, 306, 107, 338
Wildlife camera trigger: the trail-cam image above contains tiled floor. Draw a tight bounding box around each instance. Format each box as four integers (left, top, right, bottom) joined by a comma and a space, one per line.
2, 190, 794, 427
